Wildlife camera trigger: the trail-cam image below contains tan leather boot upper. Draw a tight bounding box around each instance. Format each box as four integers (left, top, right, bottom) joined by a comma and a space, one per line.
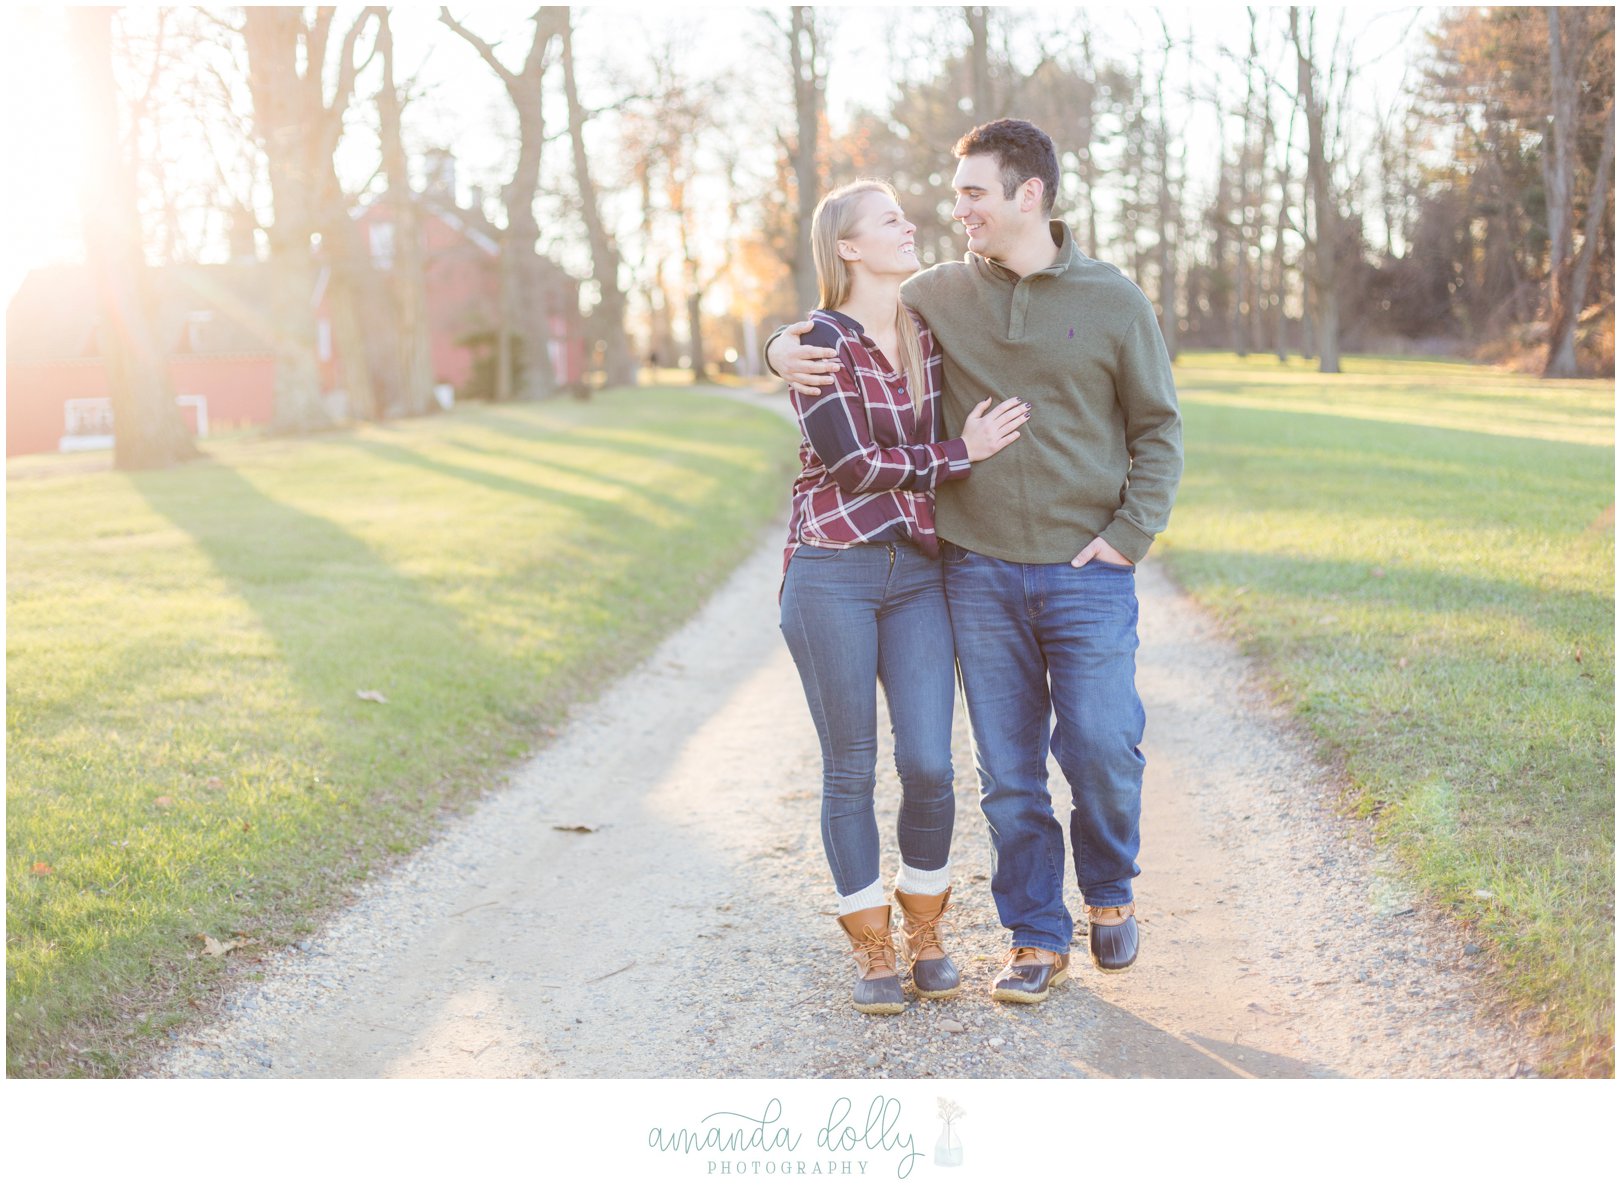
893, 887, 952, 964
837, 905, 899, 981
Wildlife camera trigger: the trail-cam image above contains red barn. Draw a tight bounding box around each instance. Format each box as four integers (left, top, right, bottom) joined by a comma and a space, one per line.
5, 181, 585, 458
5, 263, 279, 456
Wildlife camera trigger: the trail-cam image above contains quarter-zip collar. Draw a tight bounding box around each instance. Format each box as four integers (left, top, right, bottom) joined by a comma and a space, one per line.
967, 220, 1079, 340
969, 219, 1078, 285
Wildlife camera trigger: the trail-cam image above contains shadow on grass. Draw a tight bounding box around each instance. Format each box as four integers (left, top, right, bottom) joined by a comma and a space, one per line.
1180, 373, 1612, 438
1164, 546, 1613, 628
335, 436, 660, 517
129, 460, 529, 756
1179, 402, 1613, 533
468, 407, 760, 468
435, 436, 673, 500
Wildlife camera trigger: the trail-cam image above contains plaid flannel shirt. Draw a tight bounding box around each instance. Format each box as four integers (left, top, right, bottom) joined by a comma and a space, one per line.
782, 309, 971, 579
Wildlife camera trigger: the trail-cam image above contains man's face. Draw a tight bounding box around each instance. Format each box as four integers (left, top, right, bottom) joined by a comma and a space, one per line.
950, 153, 1028, 261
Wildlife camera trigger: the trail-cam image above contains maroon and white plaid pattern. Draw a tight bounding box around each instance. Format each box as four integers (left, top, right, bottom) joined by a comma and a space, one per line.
782, 309, 970, 579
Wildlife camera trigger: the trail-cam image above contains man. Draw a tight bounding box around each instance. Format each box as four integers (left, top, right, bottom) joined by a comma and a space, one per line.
768, 119, 1182, 1004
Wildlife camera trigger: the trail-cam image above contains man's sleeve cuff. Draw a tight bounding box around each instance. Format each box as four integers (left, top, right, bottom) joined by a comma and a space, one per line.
1101, 518, 1154, 564
762, 325, 788, 378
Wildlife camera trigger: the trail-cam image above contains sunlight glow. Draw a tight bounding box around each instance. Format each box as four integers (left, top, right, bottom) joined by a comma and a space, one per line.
1, 8, 86, 305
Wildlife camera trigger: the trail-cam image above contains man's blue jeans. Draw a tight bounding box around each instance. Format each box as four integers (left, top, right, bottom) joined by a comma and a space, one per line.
780, 542, 957, 896
942, 542, 1145, 953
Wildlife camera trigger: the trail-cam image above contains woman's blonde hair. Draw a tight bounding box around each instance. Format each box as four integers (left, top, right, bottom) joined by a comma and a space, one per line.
810, 180, 927, 412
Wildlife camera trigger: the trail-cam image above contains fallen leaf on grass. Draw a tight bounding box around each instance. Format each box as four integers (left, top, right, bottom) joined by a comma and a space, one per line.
1396, 657, 1409, 670
355, 689, 389, 704
31, 862, 54, 876
205, 777, 224, 790
1371, 567, 1386, 578
154, 796, 174, 809
1574, 646, 1583, 664
552, 823, 601, 833
199, 934, 258, 958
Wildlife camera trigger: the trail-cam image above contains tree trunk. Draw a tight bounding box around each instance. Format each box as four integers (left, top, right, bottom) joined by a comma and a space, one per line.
376, 8, 435, 417
559, 9, 633, 388
1559, 110, 1617, 363
1078, 30, 1100, 257
1234, 12, 1260, 358
243, 8, 333, 433
70, 6, 198, 470
440, 7, 563, 400
1153, 26, 1178, 360
1542, 8, 1614, 378
788, 6, 822, 315
673, 177, 708, 381
319, 172, 381, 420
1292, 7, 1340, 373
1271, 87, 1299, 362
686, 288, 708, 382
966, 7, 994, 120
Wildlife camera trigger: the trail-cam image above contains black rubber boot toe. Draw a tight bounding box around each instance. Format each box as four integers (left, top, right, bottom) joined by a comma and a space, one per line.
1089, 914, 1139, 972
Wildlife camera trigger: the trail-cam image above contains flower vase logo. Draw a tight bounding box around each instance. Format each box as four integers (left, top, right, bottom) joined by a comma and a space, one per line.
933, 1098, 964, 1167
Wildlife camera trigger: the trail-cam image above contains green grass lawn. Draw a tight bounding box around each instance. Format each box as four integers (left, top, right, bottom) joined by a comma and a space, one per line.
1160, 352, 1614, 1076
5, 389, 798, 1076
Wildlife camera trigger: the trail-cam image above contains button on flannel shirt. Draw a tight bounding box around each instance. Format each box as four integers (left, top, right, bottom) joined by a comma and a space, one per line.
783, 309, 971, 579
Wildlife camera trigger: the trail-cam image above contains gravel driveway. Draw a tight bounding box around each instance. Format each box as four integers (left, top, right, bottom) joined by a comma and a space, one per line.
145, 390, 1546, 1080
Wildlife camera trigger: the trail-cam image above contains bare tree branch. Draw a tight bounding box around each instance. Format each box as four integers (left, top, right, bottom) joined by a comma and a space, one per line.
438, 7, 518, 87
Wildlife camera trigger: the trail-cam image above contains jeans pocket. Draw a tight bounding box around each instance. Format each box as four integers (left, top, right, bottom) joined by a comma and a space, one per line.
940, 541, 971, 564
793, 544, 844, 561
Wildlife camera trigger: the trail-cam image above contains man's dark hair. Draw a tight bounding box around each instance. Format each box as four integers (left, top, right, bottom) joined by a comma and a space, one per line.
952, 119, 1059, 215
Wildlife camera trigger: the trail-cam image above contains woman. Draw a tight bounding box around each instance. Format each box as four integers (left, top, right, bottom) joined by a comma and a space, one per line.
780, 180, 1029, 1014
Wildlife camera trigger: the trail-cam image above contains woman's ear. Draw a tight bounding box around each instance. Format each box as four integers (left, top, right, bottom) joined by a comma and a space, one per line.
836, 239, 861, 262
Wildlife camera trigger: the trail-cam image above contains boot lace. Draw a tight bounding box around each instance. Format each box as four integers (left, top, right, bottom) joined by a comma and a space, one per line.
852, 927, 897, 978
1004, 946, 1047, 970
902, 911, 945, 956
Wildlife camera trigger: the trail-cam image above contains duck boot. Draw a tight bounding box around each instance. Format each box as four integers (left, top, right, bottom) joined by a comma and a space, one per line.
894, 887, 961, 999
989, 946, 1071, 1004
837, 905, 906, 1015
1086, 902, 1139, 972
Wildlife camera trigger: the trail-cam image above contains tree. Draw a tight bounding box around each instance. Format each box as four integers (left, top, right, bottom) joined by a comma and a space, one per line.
1291, 6, 1342, 372
784, 6, 825, 315
965, 6, 994, 120
1424, 6, 1614, 373
242, 7, 374, 433
558, 8, 635, 388
69, 6, 198, 469
1151, 16, 1183, 360
1542, 7, 1617, 377
439, 7, 565, 401
374, 7, 435, 417
1232, 11, 1264, 356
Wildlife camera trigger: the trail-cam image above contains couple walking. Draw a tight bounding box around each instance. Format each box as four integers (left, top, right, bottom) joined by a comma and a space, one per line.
772, 119, 1183, 1013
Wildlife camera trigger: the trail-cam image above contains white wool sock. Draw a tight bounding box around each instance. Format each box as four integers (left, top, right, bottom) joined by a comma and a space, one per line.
895, 861, 951, 896
835, 877, 890, 917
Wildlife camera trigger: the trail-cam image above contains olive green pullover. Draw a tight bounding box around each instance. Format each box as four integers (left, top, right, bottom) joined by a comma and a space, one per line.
900, 220, 1182, 564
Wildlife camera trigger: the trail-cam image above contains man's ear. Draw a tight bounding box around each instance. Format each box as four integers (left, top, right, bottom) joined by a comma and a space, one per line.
1021, 177, 1045, 213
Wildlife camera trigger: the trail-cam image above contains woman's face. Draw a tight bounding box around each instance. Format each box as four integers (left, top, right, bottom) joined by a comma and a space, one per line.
840, 191, 919, 279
